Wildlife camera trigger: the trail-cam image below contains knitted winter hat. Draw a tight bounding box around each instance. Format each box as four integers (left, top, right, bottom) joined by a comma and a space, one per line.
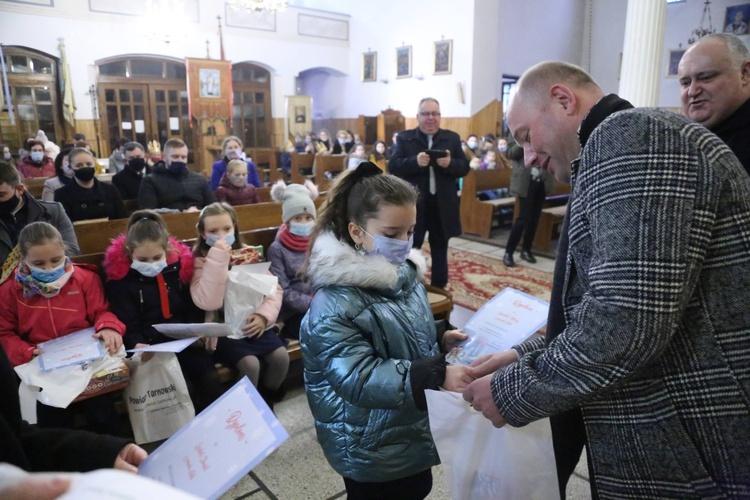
271, 180, 318, 222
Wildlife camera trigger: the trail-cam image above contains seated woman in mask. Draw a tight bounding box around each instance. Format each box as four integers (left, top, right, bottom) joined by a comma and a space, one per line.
54, 148, 127, 223
17, 140, 55, 179
210, 136, 260, 191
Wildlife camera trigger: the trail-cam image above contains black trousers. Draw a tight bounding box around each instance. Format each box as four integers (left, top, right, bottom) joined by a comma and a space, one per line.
343, 468, 432, 500
505, 179, 546, 254
413, 194, 449, 288
176, 347, 224, 413
36, 392, 120, 435
280, 313, 304, 341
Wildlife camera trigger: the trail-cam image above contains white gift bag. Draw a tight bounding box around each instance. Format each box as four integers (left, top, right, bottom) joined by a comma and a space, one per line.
425, 389, 559, 500
124, 352, 195, 444
224, 265, 277, 340
14, 346, 126, 409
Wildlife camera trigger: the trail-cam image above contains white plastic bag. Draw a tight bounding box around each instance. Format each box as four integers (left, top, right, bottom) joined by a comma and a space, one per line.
425, 389, 559, 500
224, 265, 277, 340
14, 346, 126, 409
124, 352, 195, 444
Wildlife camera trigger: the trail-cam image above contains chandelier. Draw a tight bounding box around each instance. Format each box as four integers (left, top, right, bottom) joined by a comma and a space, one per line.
227, 0, 287, 13
688, 0, 715, 44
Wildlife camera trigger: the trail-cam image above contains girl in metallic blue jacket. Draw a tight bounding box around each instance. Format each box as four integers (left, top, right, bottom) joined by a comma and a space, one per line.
300, 162, 472, 500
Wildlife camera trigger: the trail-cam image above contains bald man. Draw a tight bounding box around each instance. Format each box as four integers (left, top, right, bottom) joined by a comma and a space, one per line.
464, 61, 750, 498
678, 33, 750, 173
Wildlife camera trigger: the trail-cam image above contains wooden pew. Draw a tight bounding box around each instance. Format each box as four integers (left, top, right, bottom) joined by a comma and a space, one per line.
459, 168, 514, 239
314, 154, 346, 191
532, 204, 567, 252
248, 148, 282, 186
23, 174, 115, 200
74, 198, 325, 255
290, 152, 314, 184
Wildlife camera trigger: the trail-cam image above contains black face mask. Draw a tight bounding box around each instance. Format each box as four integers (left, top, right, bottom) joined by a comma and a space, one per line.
74, 167, 96, 182
128, 158, 146, 172
0, 193, 20, 215
167, 161, 187, 175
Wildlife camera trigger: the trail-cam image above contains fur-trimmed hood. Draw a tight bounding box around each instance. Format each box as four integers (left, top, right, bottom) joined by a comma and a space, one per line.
103, 234, 194, 283
306, 231, 426, 291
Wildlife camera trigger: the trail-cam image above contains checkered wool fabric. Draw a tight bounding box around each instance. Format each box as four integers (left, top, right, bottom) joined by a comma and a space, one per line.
493, 109, 750, 498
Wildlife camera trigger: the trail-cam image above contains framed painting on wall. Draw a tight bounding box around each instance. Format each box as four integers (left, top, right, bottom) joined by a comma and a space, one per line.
434, 40, 452, 75
396, 46, 412, 79
667, 48, 686, 77
724, 4, 750, 35
362, 51, 377, 82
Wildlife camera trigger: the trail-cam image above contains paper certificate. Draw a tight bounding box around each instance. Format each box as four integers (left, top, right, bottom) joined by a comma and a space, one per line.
447, 288, 549, 365
127, 338, 199, 353
38, 328, 104, 372
153, 323, 233, 339
139, 377, 289, 499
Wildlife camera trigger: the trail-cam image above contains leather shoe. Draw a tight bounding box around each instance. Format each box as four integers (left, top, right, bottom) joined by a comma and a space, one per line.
520, 250, 537, 263
503, 253, 515, 267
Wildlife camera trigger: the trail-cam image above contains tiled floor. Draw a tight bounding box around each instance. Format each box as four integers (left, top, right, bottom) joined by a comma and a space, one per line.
219, 242, 593, 499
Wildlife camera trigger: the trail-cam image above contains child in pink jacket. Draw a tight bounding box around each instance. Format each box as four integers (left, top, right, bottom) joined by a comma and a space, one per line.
190, 202, 288, 408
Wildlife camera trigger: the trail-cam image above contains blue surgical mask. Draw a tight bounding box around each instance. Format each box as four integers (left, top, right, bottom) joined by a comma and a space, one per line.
360, 227, 413, 265
206, 232, 235, 247
30, 151, 45, 163
289, 221, 314, 237
28, 261, 67, 283
498, 145, 507, 152
131, 259, 168, 278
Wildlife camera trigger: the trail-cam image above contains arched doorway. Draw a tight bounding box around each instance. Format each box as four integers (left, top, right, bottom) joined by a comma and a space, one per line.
231, 62, 272, 148
0, 46, 63, 152
97, 56, 191, 157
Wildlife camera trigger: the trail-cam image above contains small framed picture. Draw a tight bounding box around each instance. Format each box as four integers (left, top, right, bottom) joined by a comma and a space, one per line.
362, 51, 377, 82
434, 39, 452, 75
724, 4, 750, 35
396, 46, 412, 79
667, 48, 686, 77
199, 69, 221, 98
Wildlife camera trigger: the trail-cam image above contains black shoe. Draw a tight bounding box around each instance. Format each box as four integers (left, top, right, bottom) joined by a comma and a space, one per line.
503, 253, 515, 267
520, 250, 537, 263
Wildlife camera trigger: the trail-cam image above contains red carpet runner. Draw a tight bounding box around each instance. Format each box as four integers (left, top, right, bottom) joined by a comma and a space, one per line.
423, 246, 553, 311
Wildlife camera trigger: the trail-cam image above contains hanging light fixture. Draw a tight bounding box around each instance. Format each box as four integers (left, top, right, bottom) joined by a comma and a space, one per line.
227, 0, 287, 14
688, 0, 716, 44
144, 0, 190, 44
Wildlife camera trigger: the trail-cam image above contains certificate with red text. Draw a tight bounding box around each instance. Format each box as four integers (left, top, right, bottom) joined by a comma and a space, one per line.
38, 328, 103, 372
139, 377, 289, 499
446, 288, 549, 365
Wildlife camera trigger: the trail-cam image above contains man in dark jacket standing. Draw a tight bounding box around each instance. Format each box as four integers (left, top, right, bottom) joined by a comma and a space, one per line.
389, 98, 469, 288
678, 33, 750, 173
465, 61, 750, 499
138, 139, 216, 211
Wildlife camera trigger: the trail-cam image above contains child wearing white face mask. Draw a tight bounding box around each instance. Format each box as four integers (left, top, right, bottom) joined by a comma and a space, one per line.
190, 202, 288, 409
103, 210, 223, 412
300, 162, 471, 498
268, 180, 318, 340
215, 159, 260, 206
0, 222, 125, 432
209, 136, 261, 191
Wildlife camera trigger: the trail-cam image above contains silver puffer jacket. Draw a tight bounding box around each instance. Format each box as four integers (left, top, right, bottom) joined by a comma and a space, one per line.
300, 232, 440, 482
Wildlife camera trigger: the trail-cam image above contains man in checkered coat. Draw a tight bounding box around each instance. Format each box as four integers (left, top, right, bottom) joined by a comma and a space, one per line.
465, 61, 750, 498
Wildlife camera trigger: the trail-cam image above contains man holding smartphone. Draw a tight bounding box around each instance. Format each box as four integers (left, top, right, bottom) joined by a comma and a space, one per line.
389, 98, 470, 288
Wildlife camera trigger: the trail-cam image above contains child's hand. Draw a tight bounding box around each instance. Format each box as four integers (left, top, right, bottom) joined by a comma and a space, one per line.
203, 336, 218, 353
442, 365, 474, 393
183, 206, 200, 213
93, 328, 122, 355
441, 329, 468, 353
242, 314, 268, 338
32, 348, 44, 357
213, 237, 232, 253
134, 343, 154, 362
